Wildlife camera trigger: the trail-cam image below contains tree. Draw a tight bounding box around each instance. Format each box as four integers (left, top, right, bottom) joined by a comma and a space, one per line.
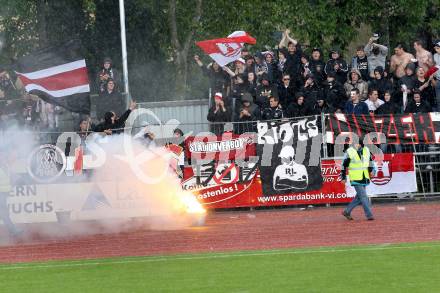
168, 0, 202, 97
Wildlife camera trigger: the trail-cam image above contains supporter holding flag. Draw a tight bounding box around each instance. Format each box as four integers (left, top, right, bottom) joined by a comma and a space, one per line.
15, 39, 91, 114
194, 55, 229, 95
196, 31, 256, 67
324, 49, 349, 84
233, 58, 247, 75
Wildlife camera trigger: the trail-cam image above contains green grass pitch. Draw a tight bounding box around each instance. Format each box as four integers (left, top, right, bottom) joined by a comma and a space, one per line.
1, 242, 439, 292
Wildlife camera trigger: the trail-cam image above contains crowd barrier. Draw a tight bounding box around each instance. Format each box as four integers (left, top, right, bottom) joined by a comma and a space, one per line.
2, 112, 440, 216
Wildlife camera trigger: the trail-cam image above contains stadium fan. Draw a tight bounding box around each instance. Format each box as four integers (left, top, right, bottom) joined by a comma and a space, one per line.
261, 96, 283, 120
207, 93, 231, 136
94, 100, 137, 135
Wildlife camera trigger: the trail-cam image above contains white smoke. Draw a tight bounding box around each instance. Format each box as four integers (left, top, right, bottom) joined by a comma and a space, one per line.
0, 127, 205, 245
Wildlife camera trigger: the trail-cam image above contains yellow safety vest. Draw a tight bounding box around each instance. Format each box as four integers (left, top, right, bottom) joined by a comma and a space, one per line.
347, 146, 370, 181
0, 165, 12, 193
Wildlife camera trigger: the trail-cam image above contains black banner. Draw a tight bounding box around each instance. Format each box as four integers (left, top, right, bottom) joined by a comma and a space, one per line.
257, 117, 323, 196
327, 113, 440, 144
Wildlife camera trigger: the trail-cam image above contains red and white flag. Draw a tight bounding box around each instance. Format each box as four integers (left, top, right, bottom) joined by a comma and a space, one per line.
347, 153, 417, 196
16, 40, 91, 114
196, 31, 256, 66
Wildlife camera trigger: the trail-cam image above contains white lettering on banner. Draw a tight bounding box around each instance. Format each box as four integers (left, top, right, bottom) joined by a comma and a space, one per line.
189, 138, 251, 153
198, 185, 236, 200
257, 118, 319, 145
257, 192, 352, 203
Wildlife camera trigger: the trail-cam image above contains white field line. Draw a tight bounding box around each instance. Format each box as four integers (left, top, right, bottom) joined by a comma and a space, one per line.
0, 243, 439, 271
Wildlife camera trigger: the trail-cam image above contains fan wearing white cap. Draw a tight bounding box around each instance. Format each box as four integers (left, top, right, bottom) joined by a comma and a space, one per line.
207, 92, 230, 135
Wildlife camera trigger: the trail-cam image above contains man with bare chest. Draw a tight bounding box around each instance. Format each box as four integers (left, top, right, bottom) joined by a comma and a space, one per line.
414, 39, 434, 72
390, 44, 415, 79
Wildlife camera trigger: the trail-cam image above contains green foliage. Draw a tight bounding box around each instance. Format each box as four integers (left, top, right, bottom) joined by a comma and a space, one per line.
0, 0, 38, 62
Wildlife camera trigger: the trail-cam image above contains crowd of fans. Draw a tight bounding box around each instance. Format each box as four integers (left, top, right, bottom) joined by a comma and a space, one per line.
199, 30, 440, 135
1, 30, 440, 144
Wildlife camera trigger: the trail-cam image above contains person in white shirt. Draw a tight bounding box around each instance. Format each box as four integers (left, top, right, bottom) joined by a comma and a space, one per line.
364, 89, 384, 113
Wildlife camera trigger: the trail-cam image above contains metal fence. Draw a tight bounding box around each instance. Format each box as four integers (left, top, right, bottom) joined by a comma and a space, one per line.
2, 99, 440, 202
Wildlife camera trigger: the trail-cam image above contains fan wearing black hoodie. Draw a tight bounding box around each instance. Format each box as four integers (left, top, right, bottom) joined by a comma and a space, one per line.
286, 93, 312, 118
323, 72, 346, 111
369, 66, 393, 100
313, 94, 334, 114
324, 49, 349, 84
256, 74, 278, 109
277, 73, 297, 109
94, 100, 137, 135
376, 91, 400, 114
309, 48, 326, 86
234, 93, 261, 134
404, 90, 432, 113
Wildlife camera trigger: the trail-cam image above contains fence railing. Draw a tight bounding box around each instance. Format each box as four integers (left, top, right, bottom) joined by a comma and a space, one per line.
2, 104, 440, 201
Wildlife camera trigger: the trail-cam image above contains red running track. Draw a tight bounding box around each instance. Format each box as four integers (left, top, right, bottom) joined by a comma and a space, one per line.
1, 202, 440, 263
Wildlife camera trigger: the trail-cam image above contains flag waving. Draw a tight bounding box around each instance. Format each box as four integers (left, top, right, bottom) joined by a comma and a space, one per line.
196, 31, 256, 66
15, 40, 91, 114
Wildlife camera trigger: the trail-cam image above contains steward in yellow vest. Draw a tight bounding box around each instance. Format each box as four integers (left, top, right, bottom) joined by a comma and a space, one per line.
340, 143, 375, 221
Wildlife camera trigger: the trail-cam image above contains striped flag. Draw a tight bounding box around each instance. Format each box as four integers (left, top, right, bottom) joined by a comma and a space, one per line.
15, 40, 91, 114
196, 31, 256, 66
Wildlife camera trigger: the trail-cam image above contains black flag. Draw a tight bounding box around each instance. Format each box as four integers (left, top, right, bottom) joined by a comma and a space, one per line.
257, 117, 323, 196
15, 40, 91, 114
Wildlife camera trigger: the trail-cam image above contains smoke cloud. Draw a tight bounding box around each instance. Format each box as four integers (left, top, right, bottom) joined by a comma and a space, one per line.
0, 127, 205, 245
